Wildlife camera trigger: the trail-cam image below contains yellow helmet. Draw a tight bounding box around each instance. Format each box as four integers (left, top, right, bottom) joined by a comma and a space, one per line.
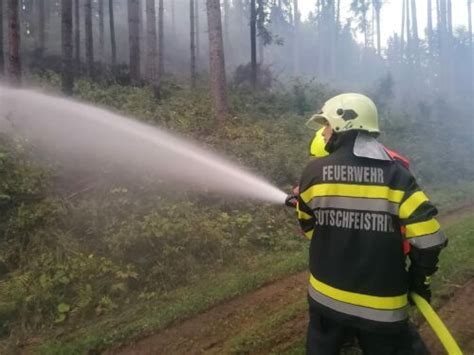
310, 127, 329, 157
306, 93, 379, 134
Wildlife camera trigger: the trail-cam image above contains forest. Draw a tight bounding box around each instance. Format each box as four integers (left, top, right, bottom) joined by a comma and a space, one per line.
0, 0, 473, 353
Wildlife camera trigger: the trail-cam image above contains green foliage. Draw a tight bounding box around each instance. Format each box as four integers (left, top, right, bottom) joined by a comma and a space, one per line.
1, 250, 138, 329
1, 75, 473, 352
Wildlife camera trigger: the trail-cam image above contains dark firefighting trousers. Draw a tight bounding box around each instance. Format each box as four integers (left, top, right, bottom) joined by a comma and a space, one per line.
306, 304, 430, 355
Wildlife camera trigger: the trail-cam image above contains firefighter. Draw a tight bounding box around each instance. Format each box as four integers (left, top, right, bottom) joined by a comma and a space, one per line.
294, 93, 447, 354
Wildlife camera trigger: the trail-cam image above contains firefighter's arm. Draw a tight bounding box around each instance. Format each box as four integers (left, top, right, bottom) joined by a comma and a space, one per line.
399, 176, 447, 302
296, 191, 316, 240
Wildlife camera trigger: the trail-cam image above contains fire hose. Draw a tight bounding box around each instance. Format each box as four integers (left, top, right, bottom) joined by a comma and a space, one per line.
410, 292, 463, 355
285, 194, 463, 354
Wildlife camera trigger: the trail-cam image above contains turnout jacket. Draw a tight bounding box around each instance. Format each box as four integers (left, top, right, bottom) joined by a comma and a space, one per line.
297, 134, 447, 331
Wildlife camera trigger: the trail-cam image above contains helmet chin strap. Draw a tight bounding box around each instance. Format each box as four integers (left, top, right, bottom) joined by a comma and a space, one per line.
325, 130, 358, 153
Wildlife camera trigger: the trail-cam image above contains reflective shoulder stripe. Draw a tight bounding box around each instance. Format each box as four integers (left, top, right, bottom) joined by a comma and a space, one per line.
309, 275, 408, 310
308, 286, 408, 323
309, 196, 399, 215
408, 230, 447, 249
305, 229, 314, 240
300, 184, 405, 204
399, 191, 429, 219
405, 219, 440, 238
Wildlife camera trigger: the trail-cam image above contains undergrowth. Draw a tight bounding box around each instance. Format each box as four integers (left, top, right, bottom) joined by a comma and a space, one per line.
0, 73, 473, 353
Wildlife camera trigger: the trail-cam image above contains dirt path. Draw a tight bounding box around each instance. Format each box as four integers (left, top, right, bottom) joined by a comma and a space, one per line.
419, 279, 474, 354
107, 272, 308, 355
108, 206, 474, 355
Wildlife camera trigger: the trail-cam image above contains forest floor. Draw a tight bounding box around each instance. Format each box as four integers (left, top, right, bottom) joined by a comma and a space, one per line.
105, 206, 474, 355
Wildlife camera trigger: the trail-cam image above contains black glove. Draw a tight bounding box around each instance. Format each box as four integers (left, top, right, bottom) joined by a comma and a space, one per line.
409, 271, 432, 303
285, 194, 298, 208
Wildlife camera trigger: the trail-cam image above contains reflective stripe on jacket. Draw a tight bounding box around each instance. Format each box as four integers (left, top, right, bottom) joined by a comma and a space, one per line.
297, 139, 446, 330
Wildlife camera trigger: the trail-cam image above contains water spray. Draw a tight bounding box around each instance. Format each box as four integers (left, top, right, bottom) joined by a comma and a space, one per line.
0, 86, 288, 204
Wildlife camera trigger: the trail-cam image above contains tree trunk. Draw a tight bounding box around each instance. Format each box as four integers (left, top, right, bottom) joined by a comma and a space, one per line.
250, 0, 257, 88
62, 0, 74, 95
438, 0, 447, 61
257, 0, 264, 64
206, 0, 229, 121
331, 0, 337, 79
128, 0, 140, 84
362, 1, 368, 48
0, 0, 4, 76
293, 0, 299, 75
447, 0, 452, 37
8, 0, 21, 86
196, 0, 200, 67
171, 0, 175, 38
411, 0, 419, 65
84, 0, 94, 76
74, 0, 80, 72
138, 1, 145, 76
468, 0, 472, 58
373, 0, 381, 56
469, 0, 473, 93
190, 0, 197, 88
405, 0, 411, 62
427, 0, 433, 54
401, 0, 405, 58
109, 0, 117, 67
158, 0, 164, 77
437, 0, 450, 90
36, 0, 45, 59
98, 0, 105, 64
223, 0, 229, 46
437, 0, 443, 52
146, 0, 159, 96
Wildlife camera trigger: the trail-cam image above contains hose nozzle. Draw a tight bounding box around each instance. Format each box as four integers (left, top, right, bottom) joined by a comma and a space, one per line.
285, 194, 298, 208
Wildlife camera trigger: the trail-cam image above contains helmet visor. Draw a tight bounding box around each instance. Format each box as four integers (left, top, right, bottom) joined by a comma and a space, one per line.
306, 113, 328, 130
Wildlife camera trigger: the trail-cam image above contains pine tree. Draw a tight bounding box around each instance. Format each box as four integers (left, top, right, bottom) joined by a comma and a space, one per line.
84, 0, 94, 76
128, 0, 141, 83
109, 0, 117, 67
98, 0, 105, 63
411, 0, 419, 65
468, 0, 472, 58
351, 0, 370, 48
158, 0, 164, 76
0, 0, 4, 75
62, 0, 74, 95
373, 0, 382, 56
468, 0, 473, 93
74, 0, 81, 71
36, 0, 45, 59
250, 0, 257, 87
146, 0, 158, 95
8, 0, 21, 85
447, 0, 452, 37
293, 0, 299, 75
206, 0, 229, 121
427, 0, 433, 55
190, 0, 197, 88
195, 0, 200, 67
401, 0, 406, 58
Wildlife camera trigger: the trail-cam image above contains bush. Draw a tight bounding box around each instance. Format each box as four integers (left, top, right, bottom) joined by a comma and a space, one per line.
2, 74, 471, 341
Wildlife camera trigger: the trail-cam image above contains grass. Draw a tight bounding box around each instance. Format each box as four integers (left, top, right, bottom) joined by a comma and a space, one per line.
224, 298, 307, 354
431, 215, 474, 305
31, 183, 474, 354
280, 213, 474, 355
427, 181, 474, 212
36, 247, 308, 354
